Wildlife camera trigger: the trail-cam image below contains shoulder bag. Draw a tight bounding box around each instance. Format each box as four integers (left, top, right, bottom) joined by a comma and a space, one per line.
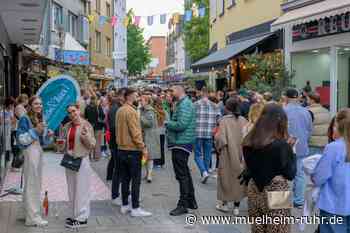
60, 153, 82, 172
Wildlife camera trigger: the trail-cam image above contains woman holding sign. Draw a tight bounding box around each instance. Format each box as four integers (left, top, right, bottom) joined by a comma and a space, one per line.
16, 96, 53, 227
61, 103, 95, 229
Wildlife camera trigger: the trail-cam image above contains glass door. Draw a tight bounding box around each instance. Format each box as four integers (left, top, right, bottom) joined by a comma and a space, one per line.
337, 46, 350, 110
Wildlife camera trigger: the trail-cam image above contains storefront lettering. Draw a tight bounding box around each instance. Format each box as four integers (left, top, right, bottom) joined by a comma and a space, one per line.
293, 12, 350, 42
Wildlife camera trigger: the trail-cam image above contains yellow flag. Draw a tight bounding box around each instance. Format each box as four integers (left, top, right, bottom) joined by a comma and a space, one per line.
173, 13, 180, 24
123, 17, 129, 27
88, 14, 95, 23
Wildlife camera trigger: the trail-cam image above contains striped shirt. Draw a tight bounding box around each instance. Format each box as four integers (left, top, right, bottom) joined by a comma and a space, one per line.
194, 98, 221, 139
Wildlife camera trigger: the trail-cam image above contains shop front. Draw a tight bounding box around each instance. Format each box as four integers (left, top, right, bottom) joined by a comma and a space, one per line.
273, 0, 350, 114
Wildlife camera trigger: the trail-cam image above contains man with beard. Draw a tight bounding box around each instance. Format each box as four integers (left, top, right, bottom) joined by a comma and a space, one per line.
166, 85, 197, 216
116, 88, 152, 217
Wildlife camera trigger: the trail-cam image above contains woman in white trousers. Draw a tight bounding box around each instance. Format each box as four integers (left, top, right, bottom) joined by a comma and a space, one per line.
63, 103, 96, 229
16, 96, 53, 227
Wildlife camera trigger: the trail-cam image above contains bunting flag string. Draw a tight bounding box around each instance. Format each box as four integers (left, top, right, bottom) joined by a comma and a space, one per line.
87, 5, 206, 29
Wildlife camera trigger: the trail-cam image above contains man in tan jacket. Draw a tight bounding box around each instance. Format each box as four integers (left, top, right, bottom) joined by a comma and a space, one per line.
307, 92, 332, 154
116, 88, 152, 217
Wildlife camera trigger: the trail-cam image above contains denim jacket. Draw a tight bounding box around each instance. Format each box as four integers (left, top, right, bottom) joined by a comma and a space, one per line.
16, 115, 53, 149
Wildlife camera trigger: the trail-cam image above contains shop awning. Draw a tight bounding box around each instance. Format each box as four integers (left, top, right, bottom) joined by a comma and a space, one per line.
191, 33, 273, 69
272, 0, 350, 30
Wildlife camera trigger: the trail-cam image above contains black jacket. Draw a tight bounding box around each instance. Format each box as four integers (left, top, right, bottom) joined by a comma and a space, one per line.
84, 104, 105, 130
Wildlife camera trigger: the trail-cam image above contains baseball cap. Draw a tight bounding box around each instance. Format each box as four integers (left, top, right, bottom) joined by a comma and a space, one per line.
285, 88, 299, 99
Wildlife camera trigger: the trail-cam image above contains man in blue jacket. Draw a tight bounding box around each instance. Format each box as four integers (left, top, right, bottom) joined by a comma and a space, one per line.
284, 88, 312, 209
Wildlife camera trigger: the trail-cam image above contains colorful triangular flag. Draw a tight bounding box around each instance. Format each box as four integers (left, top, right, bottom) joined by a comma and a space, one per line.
88, 14, 95, 23
123, 17, 129, 27
111, 16, 117, 27
147, 16, 154, 26
198, 7, 206, 18
185, 10, 192, 22
99, 15, 108, 27
160, 14, 167, 24
134, 16, 141, 26
192, 3, 199, 17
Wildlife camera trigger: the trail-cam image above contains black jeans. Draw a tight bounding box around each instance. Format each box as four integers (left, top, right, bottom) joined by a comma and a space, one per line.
111, 148, 121, 199
171, 149, 196, 208
118, 150, 142, 209
154, 134, 165, 166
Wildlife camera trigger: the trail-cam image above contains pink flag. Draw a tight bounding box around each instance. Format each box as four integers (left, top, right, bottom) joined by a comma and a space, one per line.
111, 16, 117, 27
134, 16, 141, 26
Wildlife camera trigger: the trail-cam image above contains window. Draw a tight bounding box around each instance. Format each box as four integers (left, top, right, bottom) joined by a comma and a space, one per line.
53, 3, 63, 31
88, 1, 91, 15
218, 0, 225, 16
96, 31, 101, 52
96, 0, 101, 14
68, 12, 78, 38
106, 37, 111, 56
106, 2, 111, 17
227, 0, 236, 9
210, 0, 217, 23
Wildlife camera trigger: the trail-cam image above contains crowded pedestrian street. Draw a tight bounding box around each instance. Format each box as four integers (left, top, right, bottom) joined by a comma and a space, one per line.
1, 0, 350, 233
0, 151, 318, 233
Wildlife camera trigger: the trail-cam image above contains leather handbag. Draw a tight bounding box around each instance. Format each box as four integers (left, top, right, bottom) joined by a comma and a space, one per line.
267, 191, 293, 209
60, 153, 82, 172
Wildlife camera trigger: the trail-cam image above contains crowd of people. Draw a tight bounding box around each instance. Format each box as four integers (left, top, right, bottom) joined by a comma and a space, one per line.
1, 82, 350, 233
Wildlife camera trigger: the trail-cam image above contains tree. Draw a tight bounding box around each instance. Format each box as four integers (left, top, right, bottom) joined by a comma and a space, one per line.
183, 0, 209, 63
243, 52, 294, 99
127, 10, 151, 76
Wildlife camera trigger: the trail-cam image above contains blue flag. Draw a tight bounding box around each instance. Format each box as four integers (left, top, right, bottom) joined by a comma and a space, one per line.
99, 15, 108, 27
185, 10, 192, 22
199, 7, 206, 18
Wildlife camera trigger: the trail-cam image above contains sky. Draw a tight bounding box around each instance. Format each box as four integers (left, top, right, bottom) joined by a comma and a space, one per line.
126, 0, 184, 40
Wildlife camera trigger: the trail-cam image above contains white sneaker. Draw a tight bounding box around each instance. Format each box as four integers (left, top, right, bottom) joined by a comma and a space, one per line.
233, 207, 239, 216
201, 171, 210, 184
216, 203, 230, 213
120, 204, 131, 215
208, 168, 214, 174
111, 197, 122, 206
130, 208, 152, 217
25, 219, 48, 227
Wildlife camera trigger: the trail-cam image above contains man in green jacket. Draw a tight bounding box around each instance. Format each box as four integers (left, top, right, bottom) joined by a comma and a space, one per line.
166, 85, 197, 216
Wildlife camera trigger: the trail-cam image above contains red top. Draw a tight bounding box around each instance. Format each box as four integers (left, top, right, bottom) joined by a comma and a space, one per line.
68, 124, 79, 151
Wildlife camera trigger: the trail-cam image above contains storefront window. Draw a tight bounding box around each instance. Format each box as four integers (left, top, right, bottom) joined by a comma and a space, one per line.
291, 48, 331, 108
337, 46, 350, 110
0, 54, 5, 184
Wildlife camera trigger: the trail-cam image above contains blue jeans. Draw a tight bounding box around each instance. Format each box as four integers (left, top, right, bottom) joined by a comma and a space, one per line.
293, 156, 306, 206
319, 209, 350, 233
194, 138, 213, 176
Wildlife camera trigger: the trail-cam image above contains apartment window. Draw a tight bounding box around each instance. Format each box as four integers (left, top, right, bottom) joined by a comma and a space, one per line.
96, 31, 101, 52
68, 12, 78, 38
227, 0, 236, 9
106, 37, 111, 56
53, 3, 63, 31
218, 0, 225, 16
106, 2, 111, 17
88, 1, 91, 15
210, 0, 217, 23
96, 0, 101, 14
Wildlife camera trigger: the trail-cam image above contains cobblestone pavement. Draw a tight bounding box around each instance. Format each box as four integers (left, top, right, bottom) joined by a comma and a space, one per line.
0, 151, 317, 233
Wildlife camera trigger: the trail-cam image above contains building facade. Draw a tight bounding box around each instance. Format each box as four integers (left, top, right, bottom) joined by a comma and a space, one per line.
0, 0, 49, 190
273, 0, 350, 114
209, 0, 283, 50
165, 14, 190, 81
88, 0, 113, 70
146, 36, 167, 80
192, 0, 284, 90
113, 0, 127, 87
48, 0, 89, 64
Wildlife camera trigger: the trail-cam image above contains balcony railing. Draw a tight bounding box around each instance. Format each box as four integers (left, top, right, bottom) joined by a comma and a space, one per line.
281, 0, 324, 12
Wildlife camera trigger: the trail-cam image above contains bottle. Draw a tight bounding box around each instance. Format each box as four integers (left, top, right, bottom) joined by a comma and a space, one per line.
43, 191, 49, 217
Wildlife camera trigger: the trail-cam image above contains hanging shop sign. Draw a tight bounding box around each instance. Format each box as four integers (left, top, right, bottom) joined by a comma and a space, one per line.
55, 49, 89, 65
293, 12, 350, 42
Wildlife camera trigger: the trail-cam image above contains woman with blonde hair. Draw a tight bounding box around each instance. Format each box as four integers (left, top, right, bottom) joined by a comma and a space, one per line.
243, 103, 264, 137
17, 96, 53, 226
312, 108, 350, 233
140, 94, 161, 182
